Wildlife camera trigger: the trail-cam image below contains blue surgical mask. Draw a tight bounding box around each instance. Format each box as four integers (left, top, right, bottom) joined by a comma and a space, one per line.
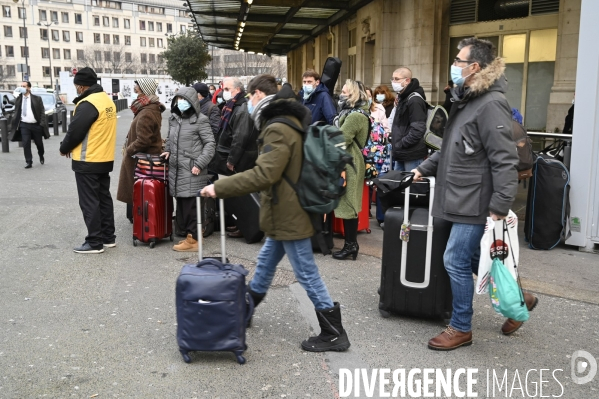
368, 98, 372, 106
247, 100, 254, 115
302, 84, 314, 100
451, 64, 473, 88
217, 97, 223, 105
375, 94, 385, 103
178, 99, 191, 112
130, 93, 138, 101
17, 87, 26, 94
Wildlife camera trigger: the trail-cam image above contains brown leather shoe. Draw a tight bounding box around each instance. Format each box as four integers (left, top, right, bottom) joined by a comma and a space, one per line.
428, 326, 472, 351
227, 229, 244, 238
501, 292, 538, 335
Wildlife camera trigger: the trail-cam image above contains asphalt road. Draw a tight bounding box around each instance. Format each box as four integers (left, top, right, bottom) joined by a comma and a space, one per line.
0, 109, 598, 399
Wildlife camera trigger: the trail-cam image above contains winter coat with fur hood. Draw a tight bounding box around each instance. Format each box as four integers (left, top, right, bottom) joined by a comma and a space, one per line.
164, 87, 216, 198
416, 58, 519, 224
214, 91, 314, 241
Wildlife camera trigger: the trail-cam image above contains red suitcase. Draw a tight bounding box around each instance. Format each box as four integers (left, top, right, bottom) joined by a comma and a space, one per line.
333, 182, 371, 236
133, 178, 174, 248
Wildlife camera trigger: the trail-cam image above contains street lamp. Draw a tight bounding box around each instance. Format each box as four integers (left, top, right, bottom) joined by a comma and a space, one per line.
37, 20, 58, 90
12, 0, 28, 81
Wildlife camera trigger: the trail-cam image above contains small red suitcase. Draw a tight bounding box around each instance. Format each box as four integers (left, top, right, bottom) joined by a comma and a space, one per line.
333, 182, 371, 236
133, 178, 173, 248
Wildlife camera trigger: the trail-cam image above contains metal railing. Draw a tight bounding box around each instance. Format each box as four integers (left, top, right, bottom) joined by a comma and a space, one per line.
527, 131, 572, 170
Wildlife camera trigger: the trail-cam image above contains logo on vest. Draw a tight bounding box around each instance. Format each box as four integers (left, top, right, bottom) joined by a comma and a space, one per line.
105, 106, 115, 120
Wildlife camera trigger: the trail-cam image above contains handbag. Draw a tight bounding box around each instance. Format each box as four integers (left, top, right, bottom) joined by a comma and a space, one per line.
133, 153, 168, 180
488, 221, 529, 322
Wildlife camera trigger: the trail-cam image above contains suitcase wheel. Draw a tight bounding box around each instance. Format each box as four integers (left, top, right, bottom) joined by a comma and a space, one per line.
366, 228, 371, 234
180, 350, 192, 364
149, 241, 156, 249
133, 239, 138, 247
379, 309, 391, 318
235, 353, 246, 365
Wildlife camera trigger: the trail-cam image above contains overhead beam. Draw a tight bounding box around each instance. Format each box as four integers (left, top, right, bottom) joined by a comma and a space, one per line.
193, 11, 327, 25
196, 23, 310, 36
264, 2, 304, 48
227, 0, 349, 9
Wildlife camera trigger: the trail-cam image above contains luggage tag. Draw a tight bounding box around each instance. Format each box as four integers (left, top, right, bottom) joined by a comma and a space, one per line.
400, 222, 411, 242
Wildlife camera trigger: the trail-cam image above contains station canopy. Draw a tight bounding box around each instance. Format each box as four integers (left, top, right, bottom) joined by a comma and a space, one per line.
186, 0, 373, 55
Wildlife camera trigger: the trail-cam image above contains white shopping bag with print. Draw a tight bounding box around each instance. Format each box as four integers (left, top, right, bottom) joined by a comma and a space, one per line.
476, 210, 519, 294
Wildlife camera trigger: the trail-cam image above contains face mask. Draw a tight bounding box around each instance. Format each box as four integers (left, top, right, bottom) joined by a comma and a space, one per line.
247, 99, 254, 115
391, 81, 404, 93
338, 94, 348, 108
217, 98, 223, 105
368, 98, 372, 106
222, 90, 232, 102
376, 94, 385, 103
16, 87, 26, 94
209, 90, 215, 95
178, 99, 191, 112
450, 64, 473, 88
130, 93, 138, 101
303, 84, 314, 95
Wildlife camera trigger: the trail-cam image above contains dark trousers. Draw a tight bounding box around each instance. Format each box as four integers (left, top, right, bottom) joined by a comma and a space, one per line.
176, 197, 197, 239
75, 172, 116, 247
342, 218, 358, 242
20, 123, 44, 165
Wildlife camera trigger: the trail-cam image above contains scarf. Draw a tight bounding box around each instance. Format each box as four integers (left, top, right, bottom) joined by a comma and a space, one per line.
219, 91, 245, 133
130, 94, 160, 116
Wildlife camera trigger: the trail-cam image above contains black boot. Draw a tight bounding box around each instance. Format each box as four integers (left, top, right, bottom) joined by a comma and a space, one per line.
247, 287, 266, 328
332, 241, 359, 260
301, 302, 351, 352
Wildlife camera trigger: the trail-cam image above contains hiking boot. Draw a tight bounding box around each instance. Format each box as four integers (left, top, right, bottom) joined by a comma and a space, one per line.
301, 302, 351, 352
246, 287, 266, 328
173, 234, 198, 252
428, 326, 472, 351
73, 242, 104, 254
501, 292, 538, 335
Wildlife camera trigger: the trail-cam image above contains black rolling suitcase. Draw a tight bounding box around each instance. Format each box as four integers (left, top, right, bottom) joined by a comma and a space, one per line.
378, 176, 453, 319
524, 155, 571, 250
225, 193, 264, 244
176, 197, 253, 365
321, 57, 342, 96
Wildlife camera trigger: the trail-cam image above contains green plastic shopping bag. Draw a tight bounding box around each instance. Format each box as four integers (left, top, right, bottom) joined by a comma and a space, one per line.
488, 221, 529, 322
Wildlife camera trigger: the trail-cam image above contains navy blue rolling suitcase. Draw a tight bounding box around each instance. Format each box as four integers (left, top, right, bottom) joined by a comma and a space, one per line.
176, 198, 254, 364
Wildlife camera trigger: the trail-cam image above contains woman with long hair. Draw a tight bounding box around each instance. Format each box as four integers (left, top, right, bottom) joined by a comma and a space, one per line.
373, 84, 395, 118
332, 79, 370, 261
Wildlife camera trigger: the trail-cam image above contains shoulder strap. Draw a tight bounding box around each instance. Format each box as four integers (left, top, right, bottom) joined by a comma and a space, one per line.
266, 117, 304, 134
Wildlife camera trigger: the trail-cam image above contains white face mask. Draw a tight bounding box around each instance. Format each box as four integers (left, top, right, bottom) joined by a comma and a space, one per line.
209, 90, 215, 95
222, 90, 232, 102
391, 81, 404, 93
376, 94, 385, 103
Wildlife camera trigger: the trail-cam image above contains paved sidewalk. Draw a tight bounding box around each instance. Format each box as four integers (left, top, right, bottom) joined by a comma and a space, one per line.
0, 110, 598, 398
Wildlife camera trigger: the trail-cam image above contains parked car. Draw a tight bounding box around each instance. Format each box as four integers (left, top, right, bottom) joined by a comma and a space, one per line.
30, 88, 67, 126
0, 91, 16, 140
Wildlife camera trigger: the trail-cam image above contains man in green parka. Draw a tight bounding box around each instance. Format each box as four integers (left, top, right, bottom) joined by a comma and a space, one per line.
201, 75, 351, 353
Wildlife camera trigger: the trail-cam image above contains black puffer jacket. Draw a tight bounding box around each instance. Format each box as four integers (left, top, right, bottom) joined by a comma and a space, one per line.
391, 78, 428, 161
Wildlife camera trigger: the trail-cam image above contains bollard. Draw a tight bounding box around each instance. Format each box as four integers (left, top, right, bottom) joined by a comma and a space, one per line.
0, 117, 9, 153
53, 113, 59, 136
117, 99, 122, 112
61, 109, 67, 133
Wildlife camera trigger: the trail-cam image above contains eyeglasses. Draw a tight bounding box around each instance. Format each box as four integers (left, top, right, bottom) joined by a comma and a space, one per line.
453, 57, 472, 65
391, 77, 407, 83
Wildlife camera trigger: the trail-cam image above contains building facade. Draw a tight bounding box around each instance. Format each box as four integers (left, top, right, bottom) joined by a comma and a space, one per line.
0, 0, 192, 90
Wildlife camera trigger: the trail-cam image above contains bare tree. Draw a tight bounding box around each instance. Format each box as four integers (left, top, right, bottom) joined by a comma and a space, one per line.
81, 45, 141, 74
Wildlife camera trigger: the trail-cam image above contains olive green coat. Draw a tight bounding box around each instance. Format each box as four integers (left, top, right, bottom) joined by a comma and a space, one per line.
334, 107, 370, 219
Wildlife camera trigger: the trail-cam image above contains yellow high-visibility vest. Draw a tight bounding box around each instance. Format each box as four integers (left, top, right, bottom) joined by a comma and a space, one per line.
71, 92, 117, 162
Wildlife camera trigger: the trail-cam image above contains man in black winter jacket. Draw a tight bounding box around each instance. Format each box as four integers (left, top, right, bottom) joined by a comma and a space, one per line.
193, 82, 221, 139
390, 67, 428, 171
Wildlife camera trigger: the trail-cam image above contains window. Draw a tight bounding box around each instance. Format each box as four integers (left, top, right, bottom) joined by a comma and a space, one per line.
103, 16, 109, 27
140, 69, 147, 75
75, 13, 82, 24
178, 10, 187, 17
5, 46, 14, 57
124, 18, 130, 29
138, 5, 164, 14
7, 65, 16, 77
112, 17, 118, 28
92, 0, 121, 9
51, 11, 58, 22
4, 26, 12, 37
140, 37, 146, 47
62, 12, 69, 23
19, 27, 27, 38
53, 48, 60, 59
149, 38, 154, 47
113, 52, 120, 62
18, 7, 26, 19
348, 28, 356, 48
149, 54, 155, 63
139, 20, 145, 30
53, 66, 61, 77
166, 23, 172, 33
77, 49, 84, 60
2, 6, 11, 18
96, 68, 103, 73
156, 22, 162, 32
124, 35, 131, 45
125, 68, 134, 74
103, 33, 110, 44
180, 25, 186, 33
93, 16, 99, 26
51, 29, 59, 41
64, 49, 71, 59
62, 30, 70, 42
20, 46, 28, 57
141, 53, 147, 63
148, 21, 154, 31
42, 48, 49, 58
94, 50, 102, 61
76, 31, 83, 42
157, 38, 163, 48
94, 33, 100, 43
104, 51, 111, 61
40, 28, 48, 40
40, 10, 47, 21
43, 66, 51, 77
125, 52, 131, 62
113, 34, 119, 45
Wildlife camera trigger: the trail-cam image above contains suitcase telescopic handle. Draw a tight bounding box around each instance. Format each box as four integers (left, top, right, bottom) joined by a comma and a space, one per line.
196, 192, 226, 263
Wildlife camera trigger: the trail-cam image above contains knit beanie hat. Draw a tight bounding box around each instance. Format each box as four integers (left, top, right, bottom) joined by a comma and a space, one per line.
193, 83, 210, 98
135, 78, 158, 97
73, 67, 98, 86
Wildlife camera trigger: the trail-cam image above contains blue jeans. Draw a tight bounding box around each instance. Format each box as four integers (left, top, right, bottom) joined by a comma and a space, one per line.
443, 222, 485, 332
393, 158, 424, 172
249, 237, 334, 311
